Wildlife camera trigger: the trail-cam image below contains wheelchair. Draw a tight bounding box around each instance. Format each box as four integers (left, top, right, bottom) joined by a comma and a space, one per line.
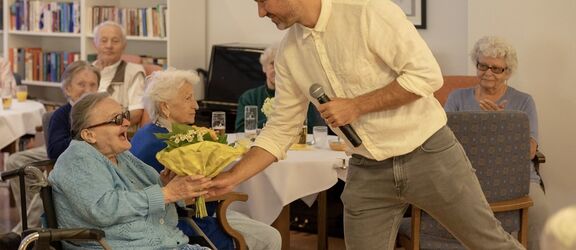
1, 162, 111, 250
1, 161, 248, 250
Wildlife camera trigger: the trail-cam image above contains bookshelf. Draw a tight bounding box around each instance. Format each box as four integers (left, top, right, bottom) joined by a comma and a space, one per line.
1, 0, 207, 104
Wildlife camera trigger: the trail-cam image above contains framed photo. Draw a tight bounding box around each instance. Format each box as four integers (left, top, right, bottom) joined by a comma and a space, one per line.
393, 0, 427, 29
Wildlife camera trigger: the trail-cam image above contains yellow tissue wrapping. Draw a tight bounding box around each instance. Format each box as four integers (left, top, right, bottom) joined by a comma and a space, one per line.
156, 141, 247, 217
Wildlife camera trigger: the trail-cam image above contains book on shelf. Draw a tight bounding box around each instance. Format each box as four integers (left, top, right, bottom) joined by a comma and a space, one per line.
8, 47, 79, 83
89, 4, 167, 38
10, 0, 80, 33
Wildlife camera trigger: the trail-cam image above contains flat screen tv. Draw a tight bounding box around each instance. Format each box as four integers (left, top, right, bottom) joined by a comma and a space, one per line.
204, 43, 267, 106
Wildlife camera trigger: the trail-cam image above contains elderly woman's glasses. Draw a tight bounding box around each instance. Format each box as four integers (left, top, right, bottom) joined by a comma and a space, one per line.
85, 110, 130, 129
476, 62, 507, 74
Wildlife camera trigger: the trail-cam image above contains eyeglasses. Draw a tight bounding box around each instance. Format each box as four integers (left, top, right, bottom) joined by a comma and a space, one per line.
476, 62, 508, 74
85, 110, 130, 129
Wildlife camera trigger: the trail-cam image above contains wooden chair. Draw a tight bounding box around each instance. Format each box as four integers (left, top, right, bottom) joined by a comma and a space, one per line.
397, 111, 534, 249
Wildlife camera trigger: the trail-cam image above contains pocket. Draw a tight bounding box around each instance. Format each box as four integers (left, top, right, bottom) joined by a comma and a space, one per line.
420, 127, 457, 153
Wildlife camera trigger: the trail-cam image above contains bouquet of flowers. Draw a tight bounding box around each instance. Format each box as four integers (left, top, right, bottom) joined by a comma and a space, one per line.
155, 123, 247, 218
261, 97, 275, 118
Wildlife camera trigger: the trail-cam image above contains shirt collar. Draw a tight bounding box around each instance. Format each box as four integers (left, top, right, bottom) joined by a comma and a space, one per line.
96, 59, 122, 73
300, 0, 332, 39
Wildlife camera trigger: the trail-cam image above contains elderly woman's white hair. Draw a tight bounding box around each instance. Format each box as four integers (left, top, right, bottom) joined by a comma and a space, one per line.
93, 21, 127, 44
471, 36, 518, 74
143, 68, 200, 122
540, 206, 576, 250
259, 43, 279, 72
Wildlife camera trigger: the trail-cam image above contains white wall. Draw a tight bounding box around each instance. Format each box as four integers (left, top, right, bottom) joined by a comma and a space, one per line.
206, 0, 468, 74
206, 0, 285, 64
469, 0, 576, 213
419, 0, 468, 75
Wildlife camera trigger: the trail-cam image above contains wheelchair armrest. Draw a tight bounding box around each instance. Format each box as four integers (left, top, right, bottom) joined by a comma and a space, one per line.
20, 228, 111, 250
178, 192, 249, 250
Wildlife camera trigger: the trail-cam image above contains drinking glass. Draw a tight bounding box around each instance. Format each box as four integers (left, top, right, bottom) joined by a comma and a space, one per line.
1, 88, 12, 110
211, 111, 226, 136
312, 126, 328, 149
16, 85, 28, 102
244, 105, 258, 139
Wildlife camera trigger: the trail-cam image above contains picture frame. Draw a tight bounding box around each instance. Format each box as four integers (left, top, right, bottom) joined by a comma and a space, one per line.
393, 0, 427, 29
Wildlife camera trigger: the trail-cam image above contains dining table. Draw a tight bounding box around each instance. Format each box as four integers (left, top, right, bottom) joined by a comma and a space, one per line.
226, 133, 348, 250
0, 99, 46, 153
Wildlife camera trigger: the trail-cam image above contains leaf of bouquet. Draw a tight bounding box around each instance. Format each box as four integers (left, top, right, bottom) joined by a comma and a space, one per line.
153, 132, 173, 140
172, 123, 194, 134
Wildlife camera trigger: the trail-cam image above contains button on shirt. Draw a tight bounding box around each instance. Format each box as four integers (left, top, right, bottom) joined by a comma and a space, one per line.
254, 0, 446, 161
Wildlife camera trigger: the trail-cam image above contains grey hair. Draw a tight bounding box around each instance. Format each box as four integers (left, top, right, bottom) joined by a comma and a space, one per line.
70, 92, 111, 140
61, 61, 101, 100
143, 68, 200, 122
471, 36, 518, 74
259, 43, 279, 72
93, 21, 127, 44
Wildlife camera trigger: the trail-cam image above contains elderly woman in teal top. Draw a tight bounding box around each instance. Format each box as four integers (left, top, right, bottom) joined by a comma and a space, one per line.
235, 44, 323, 132
48, 92, 211, 250
445, 36, 549, 250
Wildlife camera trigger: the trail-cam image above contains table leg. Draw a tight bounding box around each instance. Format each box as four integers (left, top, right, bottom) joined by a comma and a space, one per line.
1, 141, 18, 208
271, 205, 291, 250
317, 190, 328, 250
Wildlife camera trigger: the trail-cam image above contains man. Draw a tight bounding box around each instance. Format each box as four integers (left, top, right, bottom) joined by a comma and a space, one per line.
92, 21, 145, 126
210, 0, 525, 249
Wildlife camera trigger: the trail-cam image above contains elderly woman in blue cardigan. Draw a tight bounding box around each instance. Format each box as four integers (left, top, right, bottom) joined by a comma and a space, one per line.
48, 92, 211, 250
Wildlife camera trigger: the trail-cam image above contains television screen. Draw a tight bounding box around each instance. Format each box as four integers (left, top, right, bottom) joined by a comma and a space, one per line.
205, 44, 267, 105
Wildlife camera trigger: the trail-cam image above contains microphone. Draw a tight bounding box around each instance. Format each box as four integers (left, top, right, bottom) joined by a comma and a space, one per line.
309, 83, 363, 147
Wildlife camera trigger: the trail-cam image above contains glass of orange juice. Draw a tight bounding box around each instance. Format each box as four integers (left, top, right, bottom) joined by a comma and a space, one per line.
16, 85, 28, 102
1, 88, 13, 110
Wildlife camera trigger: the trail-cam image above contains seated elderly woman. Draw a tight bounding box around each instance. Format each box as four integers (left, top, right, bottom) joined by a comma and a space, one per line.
48, 92, 211, 250
6, 60, 100, 231
130, 69, 281, 250
444, 35, 549, 250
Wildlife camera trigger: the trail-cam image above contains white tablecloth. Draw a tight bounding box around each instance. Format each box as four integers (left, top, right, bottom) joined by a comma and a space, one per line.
227, 134, 348, 225
0, 99, 46, 149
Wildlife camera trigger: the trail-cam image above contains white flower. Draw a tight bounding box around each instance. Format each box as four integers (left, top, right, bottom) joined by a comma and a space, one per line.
261, 97, 275, 118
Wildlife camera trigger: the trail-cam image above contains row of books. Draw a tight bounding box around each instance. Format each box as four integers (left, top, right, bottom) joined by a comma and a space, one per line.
89, 5, 167, 38
8, 48, 80, 83
10, 0, 81, 33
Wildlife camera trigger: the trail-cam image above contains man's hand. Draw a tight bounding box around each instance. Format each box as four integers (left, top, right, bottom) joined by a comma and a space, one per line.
318, 97, 361, 127
207, 171, 239, 197
479, 99, 508, 111
159, 168, 177, 186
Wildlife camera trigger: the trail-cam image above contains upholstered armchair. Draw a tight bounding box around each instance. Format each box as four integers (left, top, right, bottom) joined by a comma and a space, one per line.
397, 111, 534, 249
435, 75, 547, 191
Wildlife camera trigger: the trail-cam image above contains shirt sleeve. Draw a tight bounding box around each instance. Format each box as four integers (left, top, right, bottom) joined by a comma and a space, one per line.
253, 56, 309, 160
46, 108, 72, 160
522, 95, 539, 143
444, 91, 461, 112
50, 154, 165, 227
364, 0, 443, 97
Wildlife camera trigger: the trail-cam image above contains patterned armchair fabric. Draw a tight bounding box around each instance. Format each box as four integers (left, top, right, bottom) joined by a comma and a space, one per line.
398, 111, 532, 249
